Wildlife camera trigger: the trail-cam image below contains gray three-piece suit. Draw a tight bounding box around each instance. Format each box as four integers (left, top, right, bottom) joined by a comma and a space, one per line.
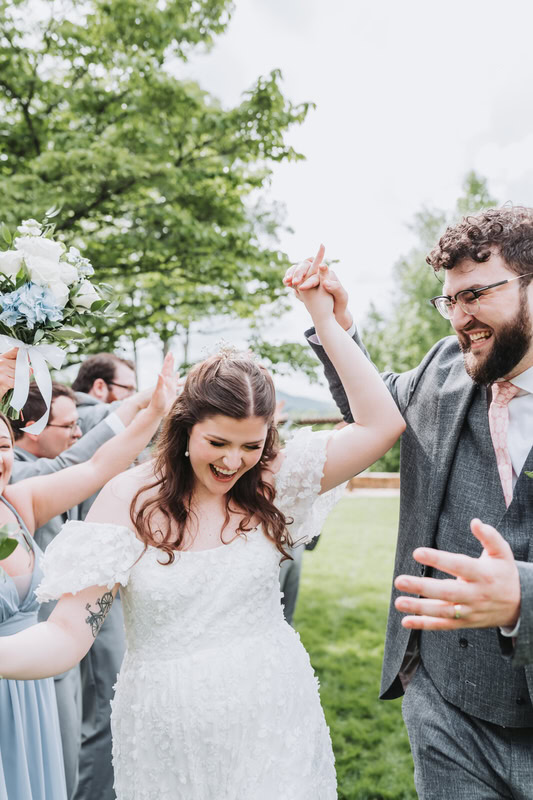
307, 328, 533, 798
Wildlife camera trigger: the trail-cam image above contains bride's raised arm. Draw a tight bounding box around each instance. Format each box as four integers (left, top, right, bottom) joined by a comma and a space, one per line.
295, 246, 405, 494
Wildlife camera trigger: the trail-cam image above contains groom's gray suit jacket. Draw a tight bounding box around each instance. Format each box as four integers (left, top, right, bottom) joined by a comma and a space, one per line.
307, 328, 533, 728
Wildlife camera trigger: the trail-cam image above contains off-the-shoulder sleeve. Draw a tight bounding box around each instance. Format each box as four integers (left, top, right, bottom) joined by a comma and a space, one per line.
35, 521, 145, 602
275, 427, 346, 545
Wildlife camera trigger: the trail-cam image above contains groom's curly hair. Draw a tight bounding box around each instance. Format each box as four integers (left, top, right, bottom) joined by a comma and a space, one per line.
427, 206, 533, 285
131, 351, 292, 564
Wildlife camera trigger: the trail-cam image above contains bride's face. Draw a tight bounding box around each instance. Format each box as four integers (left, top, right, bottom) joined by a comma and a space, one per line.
188, 414, 267, 497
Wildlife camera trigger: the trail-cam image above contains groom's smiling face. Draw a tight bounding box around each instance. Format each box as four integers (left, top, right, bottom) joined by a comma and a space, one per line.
444, 252, 533, 384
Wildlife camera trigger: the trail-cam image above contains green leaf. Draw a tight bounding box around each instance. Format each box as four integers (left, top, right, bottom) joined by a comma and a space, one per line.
90, 299, 108, 312
0, 224, 12, 246
0, 536, 18, 559
51, 328, 85, 340
44, 205, 62, 219
525, 471, 533, 479
33, 328, 45, 344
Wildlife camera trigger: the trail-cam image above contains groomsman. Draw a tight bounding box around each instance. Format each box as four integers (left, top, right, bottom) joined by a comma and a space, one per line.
71, 353, 138, 800
287, 207, 533, 798
11, 381, 146, 799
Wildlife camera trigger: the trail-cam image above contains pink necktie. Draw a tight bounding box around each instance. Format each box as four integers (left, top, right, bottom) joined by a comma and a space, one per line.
488, 381, 520, 507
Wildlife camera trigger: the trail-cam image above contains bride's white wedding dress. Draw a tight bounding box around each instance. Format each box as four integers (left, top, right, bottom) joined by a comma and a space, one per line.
36, 429, 342, 800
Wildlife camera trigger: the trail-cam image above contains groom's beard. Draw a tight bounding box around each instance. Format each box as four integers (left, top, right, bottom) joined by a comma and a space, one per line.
457, 298, 532, 385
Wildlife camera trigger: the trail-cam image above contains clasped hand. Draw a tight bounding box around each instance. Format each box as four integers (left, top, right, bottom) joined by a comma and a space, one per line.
394, 518, 521, 631
284, 246, 353, 330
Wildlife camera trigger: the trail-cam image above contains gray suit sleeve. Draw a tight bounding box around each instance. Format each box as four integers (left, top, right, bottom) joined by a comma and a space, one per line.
305, 325, 418, 418
512, 562, 533, 667
76, 399, 122, 434
11, 419, 116, 481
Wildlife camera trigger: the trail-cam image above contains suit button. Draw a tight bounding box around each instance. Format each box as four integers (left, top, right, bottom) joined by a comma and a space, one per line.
516, 696, 526, 706
459, 638, 468, 648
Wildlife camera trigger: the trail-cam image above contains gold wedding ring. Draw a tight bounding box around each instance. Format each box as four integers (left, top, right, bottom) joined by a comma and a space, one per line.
454, 604, 462, 620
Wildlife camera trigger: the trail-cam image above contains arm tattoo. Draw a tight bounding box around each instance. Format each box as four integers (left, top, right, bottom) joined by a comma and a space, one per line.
85, 592, 114, 638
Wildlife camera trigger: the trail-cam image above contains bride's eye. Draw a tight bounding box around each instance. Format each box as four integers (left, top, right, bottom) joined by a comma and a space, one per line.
209, 441, 224, 447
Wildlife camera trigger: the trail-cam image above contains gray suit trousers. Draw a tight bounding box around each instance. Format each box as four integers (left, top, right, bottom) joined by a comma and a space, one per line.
402, 661, 533, 799
73, 595, 126, 800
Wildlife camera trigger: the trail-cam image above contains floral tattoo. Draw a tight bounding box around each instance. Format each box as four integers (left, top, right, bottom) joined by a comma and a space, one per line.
85, 592, 114, 638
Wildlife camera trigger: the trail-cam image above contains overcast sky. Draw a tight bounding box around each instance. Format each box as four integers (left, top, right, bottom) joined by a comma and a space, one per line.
143, 0, 533, 398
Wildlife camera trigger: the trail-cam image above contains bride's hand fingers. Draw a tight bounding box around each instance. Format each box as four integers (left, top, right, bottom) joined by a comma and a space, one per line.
299, 273, 320, 291
290, 255, 319, 286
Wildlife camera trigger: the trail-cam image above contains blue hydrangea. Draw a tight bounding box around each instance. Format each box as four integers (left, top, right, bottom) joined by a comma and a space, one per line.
0, 283, 64, 329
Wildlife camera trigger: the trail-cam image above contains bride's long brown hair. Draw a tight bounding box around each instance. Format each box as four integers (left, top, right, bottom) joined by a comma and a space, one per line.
131, 351, 292, 563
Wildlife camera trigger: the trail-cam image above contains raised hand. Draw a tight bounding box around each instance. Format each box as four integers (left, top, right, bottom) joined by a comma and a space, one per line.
0, 347, 18, 399
147, 353, 179, 417
284, 248, 353, 331
293, 245, 334, 323
394, 518, 521, 630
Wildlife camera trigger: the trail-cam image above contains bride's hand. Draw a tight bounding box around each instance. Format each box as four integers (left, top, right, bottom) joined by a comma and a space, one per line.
147, 353, 179, 417
294, 246, 335, 323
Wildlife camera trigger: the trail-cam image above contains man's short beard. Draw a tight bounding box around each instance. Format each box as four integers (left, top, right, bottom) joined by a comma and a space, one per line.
459, 293, 532, 385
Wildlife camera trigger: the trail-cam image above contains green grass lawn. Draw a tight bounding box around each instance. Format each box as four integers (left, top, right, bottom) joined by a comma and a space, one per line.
293, 496, 417, 800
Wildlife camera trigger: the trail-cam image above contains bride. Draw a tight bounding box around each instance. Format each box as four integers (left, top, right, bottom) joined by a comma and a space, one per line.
0, 249, 404, 799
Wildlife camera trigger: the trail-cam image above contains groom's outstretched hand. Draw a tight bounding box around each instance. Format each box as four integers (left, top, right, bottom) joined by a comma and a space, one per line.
283, 253, 353, 331
394, 518, 521, 630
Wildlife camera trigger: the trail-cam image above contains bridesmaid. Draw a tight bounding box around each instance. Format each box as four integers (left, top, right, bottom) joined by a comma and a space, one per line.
0, 353, 176, 800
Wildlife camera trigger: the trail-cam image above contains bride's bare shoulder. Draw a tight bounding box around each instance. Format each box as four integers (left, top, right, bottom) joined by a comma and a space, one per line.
104, 460, 158, 502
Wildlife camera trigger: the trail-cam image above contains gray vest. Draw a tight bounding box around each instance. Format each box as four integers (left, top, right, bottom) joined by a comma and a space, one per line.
421, 387, 533, 727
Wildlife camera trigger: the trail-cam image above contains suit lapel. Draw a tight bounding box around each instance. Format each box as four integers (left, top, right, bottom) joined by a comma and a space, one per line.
426, 359, 479, 540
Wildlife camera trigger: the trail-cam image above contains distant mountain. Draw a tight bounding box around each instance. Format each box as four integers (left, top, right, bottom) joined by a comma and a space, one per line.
275, 389, 338, 418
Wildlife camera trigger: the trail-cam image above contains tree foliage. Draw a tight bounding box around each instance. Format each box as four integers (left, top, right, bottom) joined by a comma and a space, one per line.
363, 171, 497, 470
0, 0, 317, 373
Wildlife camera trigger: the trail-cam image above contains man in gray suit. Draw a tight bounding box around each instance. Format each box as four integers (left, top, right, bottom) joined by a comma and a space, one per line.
71, 352, 138, 800
287, 206, 533, 798
12, 380, 147, 798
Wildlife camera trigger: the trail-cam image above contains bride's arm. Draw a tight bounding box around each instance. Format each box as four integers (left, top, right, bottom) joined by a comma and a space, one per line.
0, 473, 141, 680
0, 582, 119, 679
296, 248, 405, 493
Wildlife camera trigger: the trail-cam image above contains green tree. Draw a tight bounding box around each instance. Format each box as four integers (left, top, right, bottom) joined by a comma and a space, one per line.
363, 171, 497, 470
0, 0, 317, 375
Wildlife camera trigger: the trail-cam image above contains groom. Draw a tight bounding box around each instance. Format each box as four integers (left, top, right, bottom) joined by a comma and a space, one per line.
286, 207, 533, 798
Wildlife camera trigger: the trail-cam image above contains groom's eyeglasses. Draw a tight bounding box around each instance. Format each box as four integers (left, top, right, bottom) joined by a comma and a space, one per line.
430, 273, 533, 319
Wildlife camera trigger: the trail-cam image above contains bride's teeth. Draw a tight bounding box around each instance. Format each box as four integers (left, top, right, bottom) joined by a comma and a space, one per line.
211, 465, 237, 477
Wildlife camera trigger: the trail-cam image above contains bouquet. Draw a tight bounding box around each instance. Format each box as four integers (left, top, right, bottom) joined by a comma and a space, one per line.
0, 212, 113, 433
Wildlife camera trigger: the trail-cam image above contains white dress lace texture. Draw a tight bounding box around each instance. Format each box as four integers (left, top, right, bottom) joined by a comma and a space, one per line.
37, 428, 343, 800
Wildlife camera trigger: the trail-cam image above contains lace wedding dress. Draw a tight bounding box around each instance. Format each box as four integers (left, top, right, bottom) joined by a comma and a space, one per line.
37, 429, 343, 800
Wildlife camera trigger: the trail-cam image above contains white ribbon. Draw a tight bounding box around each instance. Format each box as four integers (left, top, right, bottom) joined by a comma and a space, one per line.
0, 335, 66, 435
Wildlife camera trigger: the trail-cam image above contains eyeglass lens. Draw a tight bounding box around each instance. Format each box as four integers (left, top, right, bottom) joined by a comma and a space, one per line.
436, 291, 480, 319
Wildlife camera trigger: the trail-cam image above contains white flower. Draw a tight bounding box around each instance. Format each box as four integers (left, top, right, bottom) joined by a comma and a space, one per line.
65, 246, 81, 264
65, 246, 94, 276
16, 219, 42, 236
59, 259, 79, 286
15, 236, 62, 286
73, 279, 100, 310
48, 281, 70, 308
0, 250, 24, 280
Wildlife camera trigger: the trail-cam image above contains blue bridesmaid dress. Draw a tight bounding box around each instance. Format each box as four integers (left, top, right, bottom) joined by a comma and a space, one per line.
0, 496, 67, 800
